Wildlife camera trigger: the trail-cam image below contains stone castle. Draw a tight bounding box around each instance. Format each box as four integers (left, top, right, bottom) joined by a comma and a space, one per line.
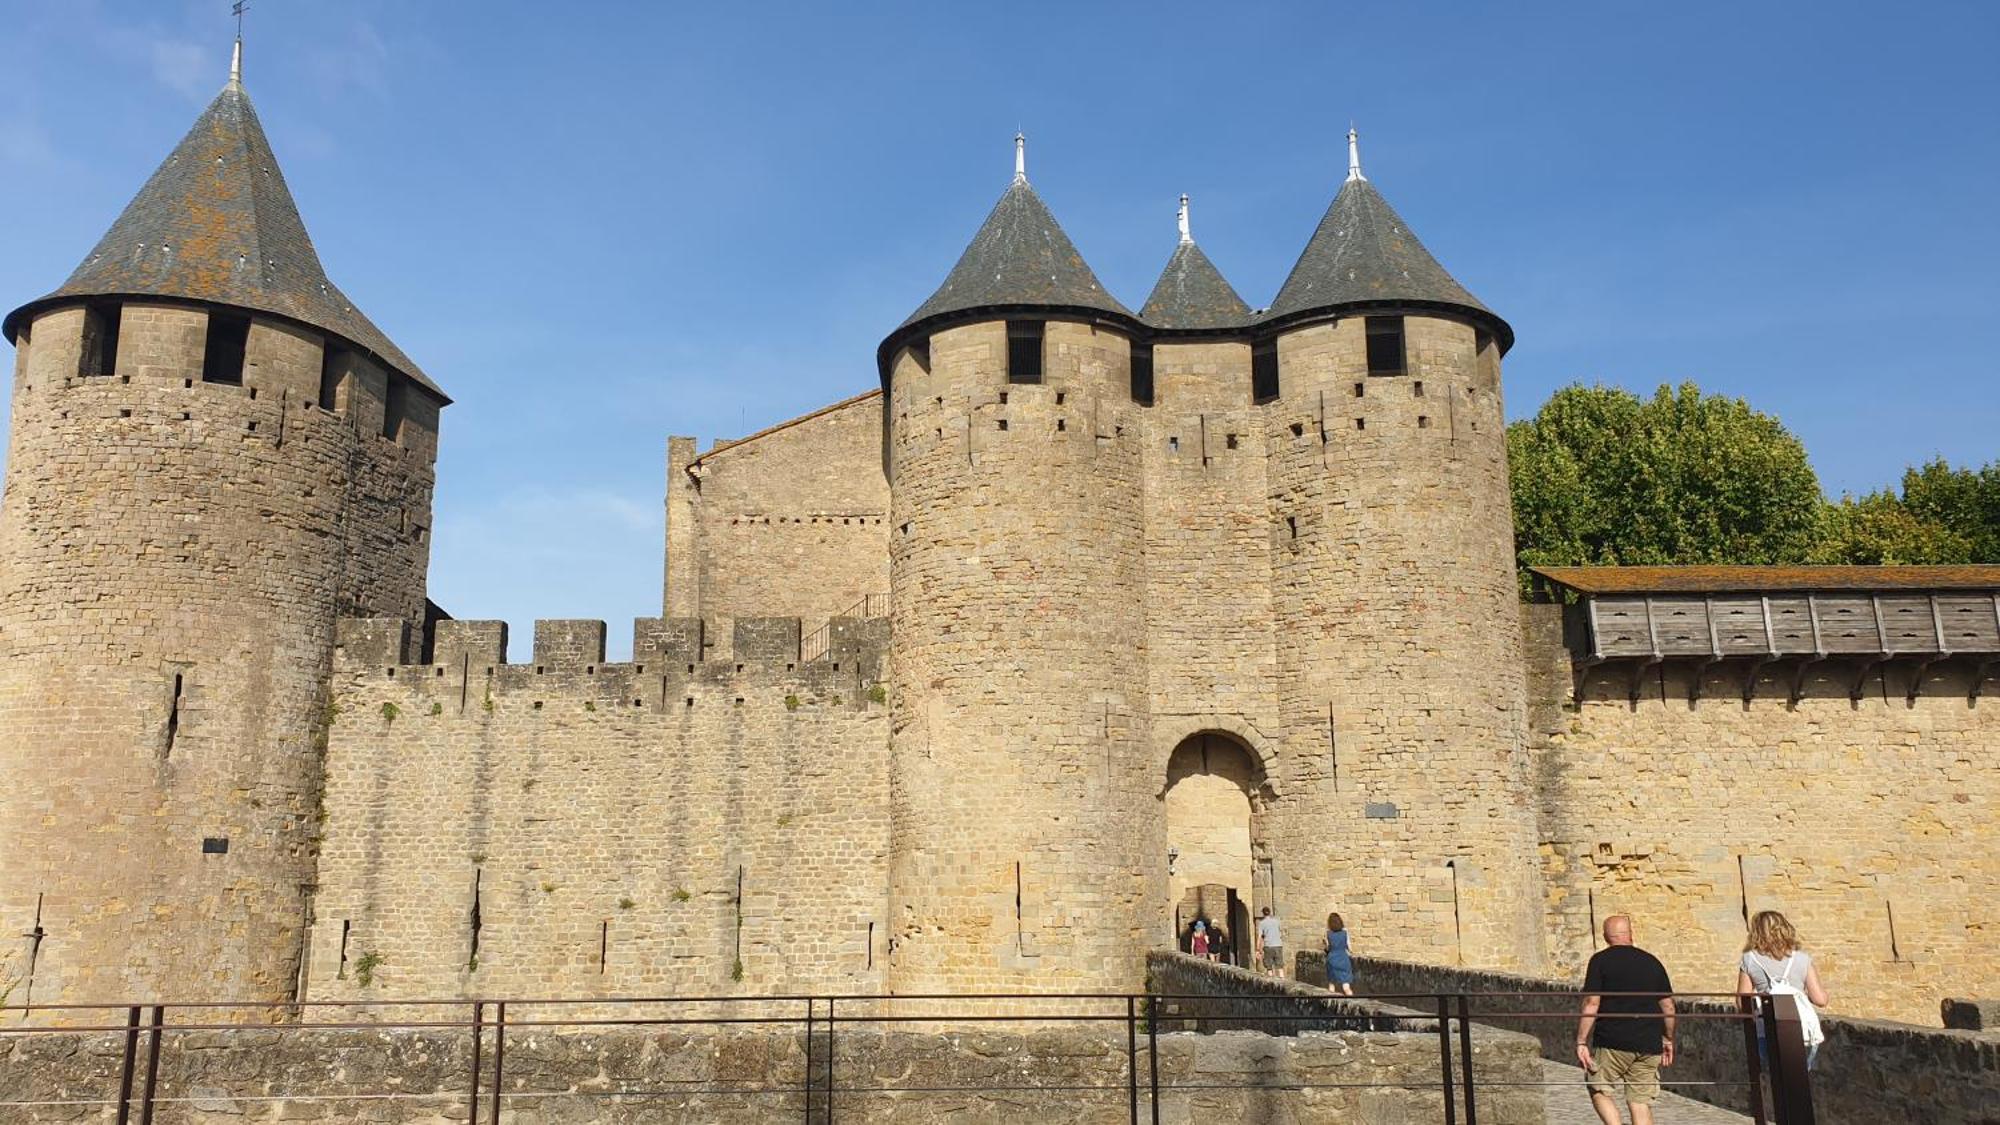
2, 49, 1993, 1027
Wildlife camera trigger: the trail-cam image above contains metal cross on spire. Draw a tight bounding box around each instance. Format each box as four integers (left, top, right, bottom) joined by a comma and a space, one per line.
229, 1, 248, 84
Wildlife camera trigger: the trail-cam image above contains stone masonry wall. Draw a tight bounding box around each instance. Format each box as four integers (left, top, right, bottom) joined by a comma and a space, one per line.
0, 302, 436, 1009
1342, 954, 2000, 1125
307, 614, 891, 1006
885, 318, 1155, 991
1261, 315, 1544, 974
664, 390, 888, 642
1524, 602, 2000, 1027
0, 1017, 1533, 1124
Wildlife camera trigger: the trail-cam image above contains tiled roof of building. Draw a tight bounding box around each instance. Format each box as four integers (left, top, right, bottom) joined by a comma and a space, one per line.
2, 72, 440, 397
1140, 240, 1251, 331
1531, 565, 2000, 595
900, 178, 1132, 329
1266, 176, 1506, 348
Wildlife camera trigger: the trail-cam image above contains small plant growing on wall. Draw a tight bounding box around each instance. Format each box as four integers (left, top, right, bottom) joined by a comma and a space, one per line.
429, 702, 442, 716
354, 951, 385, 988
776, 814, 793, 828
584, 700, 596, 712
867, 684, 887, 705
541, 881, 557, 895
323, 700, 342, 726
482, 689, 494, 713
379, 701, 399, 723
784, 694, 800, 711
731, 958, 744, 983
618, 897, 635, 911
672, 888, 691, 903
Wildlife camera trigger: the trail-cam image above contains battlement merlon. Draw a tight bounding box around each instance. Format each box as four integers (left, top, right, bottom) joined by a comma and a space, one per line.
334, 614, 889, 680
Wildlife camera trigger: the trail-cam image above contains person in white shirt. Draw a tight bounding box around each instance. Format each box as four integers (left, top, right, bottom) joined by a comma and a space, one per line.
1736, 910, 1830, 1071
1256, 907, 1285, 977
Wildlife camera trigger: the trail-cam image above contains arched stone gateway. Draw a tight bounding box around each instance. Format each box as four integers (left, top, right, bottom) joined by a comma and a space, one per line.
1163, 731, 1268, 963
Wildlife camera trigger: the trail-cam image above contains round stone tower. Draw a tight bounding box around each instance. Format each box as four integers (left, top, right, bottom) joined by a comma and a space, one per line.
1257, 132, 1545, 970
0, 45, 446, 1007
877, 139, 1157, 991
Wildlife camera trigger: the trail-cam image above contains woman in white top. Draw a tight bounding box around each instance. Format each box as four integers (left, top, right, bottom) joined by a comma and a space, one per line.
1736, 910, 1830, 1069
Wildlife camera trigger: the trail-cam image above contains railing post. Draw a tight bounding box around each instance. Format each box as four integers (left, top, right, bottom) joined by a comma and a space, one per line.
804, 998, 815, 1125
1146, 994, 1160, 1125
1765, 993, 1816, 1125
468, 1000, 484, 1123
1436, 995, 1457, 1125
1740, 994, 1769, 1125
138, 1004, 164, 1125
1456, 993, 1477, 1124
1125, 996, 1139, 1125
490, 1001, 506, 1125
825, 996, 835, 1125
115, 1005, 141, 1125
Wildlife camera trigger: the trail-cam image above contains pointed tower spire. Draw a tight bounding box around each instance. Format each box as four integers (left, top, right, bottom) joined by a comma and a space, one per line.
1265, 133, 1510, 349
1014, 132, 1027, 183
1142, 192, 1251, 330
3, 59, 440, 393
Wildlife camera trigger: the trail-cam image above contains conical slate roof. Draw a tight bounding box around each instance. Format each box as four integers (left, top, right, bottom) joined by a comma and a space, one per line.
900, 178, 1132, 329
2, 70, 439, 396
1266, 176, 1501, 344
1140, 240, 1251, 330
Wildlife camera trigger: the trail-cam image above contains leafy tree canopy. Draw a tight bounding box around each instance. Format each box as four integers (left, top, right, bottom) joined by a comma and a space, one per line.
1510, 382, 2000, 580
1508, 382, 1822, 577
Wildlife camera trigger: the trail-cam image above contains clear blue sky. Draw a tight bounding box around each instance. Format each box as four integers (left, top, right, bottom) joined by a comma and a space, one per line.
3, 2, 1996, 656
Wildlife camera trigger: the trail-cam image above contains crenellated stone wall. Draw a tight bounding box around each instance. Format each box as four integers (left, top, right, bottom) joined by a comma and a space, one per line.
307, 614, 892, 1006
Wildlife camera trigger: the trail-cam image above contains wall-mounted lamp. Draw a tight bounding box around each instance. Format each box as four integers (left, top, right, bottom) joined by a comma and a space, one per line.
1166, 847, 1180, 875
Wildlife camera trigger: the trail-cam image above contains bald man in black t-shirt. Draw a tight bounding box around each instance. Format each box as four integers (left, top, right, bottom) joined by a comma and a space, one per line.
1575, 915, 1676, 1125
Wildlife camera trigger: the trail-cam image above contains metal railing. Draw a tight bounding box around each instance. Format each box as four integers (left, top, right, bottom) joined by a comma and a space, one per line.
0, 989, 1816, 1124
799, 592, 890, 663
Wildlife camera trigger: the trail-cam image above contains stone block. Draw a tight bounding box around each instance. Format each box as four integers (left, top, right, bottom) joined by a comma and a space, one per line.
633, 617, 702, 665
433, 620, 507, 668
533, 619, 606, 668
733, 616, 801, 663
337, 618, 410, 667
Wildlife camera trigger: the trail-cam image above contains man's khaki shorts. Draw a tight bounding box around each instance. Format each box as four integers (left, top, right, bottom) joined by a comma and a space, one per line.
1261, 945, 1283, 971
1586, 1047, 1661, 1105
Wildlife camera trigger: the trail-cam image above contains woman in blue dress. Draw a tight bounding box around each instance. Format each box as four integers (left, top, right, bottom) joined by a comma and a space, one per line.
1324, 912, 1354, 995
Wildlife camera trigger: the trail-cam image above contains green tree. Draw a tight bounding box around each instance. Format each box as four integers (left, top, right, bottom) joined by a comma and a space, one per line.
1809, 491, 1974, 565
1898, 458, 2000, 561
1509, 382, 1823, 584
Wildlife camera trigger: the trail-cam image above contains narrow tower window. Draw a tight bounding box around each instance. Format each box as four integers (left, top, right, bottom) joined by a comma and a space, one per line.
1130, 342, 1154, 406
201, 311, 250, 385
1365, 316, 1406, 376
79, 300, 121, 377
1006, 320, 1044, 384
1251, 340, 1279, 403
382, 374, 408, 442
318, 346, 347, 411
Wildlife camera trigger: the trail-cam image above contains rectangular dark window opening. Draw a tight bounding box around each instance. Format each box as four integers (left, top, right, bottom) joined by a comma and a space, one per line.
382, 374, 408, 442
318, 346, 346, 411
1130, 342, 1154, 405
201, 836, 229, 854
1365, 316, 1406, 376
1251, 340, 1279, 403
79, 300, 121, 377
1006, 320, 1044, 383
201, 311, 250, 385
